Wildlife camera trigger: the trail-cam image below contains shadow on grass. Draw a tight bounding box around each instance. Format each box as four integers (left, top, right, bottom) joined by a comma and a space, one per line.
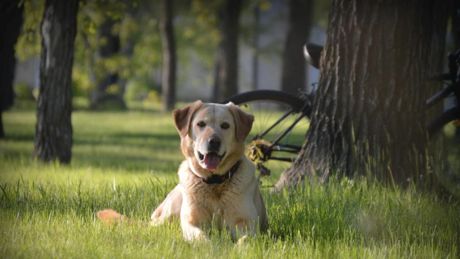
73, 151, 181, 173
1, 132, 183, 173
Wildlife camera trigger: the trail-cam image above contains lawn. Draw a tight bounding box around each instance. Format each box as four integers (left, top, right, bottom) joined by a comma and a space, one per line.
0, 107, 459, 258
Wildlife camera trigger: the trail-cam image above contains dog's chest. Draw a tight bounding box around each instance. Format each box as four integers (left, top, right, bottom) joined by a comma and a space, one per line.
195, 182, 242, 212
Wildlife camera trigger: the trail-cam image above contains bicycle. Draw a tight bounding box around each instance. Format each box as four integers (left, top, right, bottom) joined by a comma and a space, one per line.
426, 49, 460, 137
225, 44, 460, 176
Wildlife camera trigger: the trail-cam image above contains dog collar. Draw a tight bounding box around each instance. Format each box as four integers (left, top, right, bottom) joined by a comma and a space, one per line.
201, 160, 241, 185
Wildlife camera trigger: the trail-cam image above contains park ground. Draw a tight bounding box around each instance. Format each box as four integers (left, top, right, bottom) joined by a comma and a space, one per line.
0, 103, 459, 258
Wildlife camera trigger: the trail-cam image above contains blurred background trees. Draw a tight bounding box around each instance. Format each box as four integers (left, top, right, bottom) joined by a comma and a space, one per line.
13, 0, 326, 111
280, 0, 313, 95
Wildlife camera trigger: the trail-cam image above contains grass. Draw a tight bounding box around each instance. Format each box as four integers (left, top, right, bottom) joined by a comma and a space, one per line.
1, 106, 459, 258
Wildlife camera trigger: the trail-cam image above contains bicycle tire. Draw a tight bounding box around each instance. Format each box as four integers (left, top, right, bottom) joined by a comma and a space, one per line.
227, 90, 311, 114
224, 90, 311, 168
427, 106, 460, 137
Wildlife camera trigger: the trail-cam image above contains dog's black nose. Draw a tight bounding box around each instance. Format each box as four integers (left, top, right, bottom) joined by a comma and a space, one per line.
208, 136, 221, 152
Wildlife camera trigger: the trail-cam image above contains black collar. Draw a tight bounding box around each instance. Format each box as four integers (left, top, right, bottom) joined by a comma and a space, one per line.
201, 160, 241, 185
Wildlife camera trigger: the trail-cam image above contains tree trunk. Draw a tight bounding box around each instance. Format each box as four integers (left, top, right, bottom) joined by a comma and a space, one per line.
280, 0, 313, 95
451, 1, 460, 138
216, 0, 242, 101
0, 1, 23, 138
212, 48, 222, 101
90, 18, 126, 110
252, 4, 260, 91
276, 0, 448, 190
34, 0, 79, 164
452, 0, 460, 49
160, 0, 177, 111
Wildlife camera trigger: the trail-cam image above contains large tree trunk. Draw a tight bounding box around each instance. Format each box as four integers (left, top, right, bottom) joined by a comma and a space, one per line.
252, 4, 260, 91
90, 18, 126, 110
451, 1, 460, 138
34, 0, 79, 164
0, 1, 23, 138
280, 0, 313, 95
452, 1, 460, 49
160, 0, 177, 111
276, 0, 448, 190
215, 0, 242, 101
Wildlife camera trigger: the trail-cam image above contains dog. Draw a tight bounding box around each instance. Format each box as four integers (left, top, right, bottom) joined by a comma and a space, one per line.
97, 101, 268, 242
150, 101, 268, 241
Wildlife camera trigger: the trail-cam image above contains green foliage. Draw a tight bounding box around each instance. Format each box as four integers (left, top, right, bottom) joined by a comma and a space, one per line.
16, 0, 44, 61
13, 83, 34, 100
313, 0, 332, 28
1, 109, 459, 258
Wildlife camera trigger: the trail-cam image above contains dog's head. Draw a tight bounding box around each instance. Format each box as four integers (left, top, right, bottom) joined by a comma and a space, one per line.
173, 101, 254, 177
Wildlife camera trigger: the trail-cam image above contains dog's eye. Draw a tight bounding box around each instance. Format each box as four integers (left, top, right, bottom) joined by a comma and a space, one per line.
221, 122, 230, 129
197, 121, 206, 128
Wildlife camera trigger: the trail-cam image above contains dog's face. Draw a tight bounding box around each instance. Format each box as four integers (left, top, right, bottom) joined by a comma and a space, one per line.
173, 101, 254, 177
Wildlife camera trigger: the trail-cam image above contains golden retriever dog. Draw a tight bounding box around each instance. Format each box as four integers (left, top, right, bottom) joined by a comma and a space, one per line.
150, 101, 268, 241
97, 101, 268, 242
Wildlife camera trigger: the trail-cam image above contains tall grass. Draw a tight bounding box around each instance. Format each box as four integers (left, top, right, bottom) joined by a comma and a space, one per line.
0, 108, 459, 258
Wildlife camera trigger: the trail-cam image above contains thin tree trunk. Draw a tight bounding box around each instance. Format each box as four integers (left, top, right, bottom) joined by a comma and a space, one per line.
212, 48, 222, 101
276, 0, 448, 190
0, 1, 23, 138
160, 0, 177, 111
280, 0, 313, 95
34, 0, 79, 164
218, 0, 242, 101
90, 18, 126, 110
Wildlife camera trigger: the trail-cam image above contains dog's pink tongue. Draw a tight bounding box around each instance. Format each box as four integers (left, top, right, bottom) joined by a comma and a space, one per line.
204, 153, 220, 170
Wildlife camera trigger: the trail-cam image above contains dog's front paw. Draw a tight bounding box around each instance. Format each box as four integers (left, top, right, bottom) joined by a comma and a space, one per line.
236, 235, 249, 246
184, 231, 209, 242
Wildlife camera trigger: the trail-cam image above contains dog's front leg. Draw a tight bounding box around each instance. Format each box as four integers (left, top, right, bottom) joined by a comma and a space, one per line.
232, 218, 256, 242
180, 206, 208, 241
151, 185, 183, 226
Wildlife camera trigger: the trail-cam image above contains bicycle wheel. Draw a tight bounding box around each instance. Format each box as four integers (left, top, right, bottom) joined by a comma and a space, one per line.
225, 90, 311, 176
427, 106, 460, 195
427, 106, 460, 138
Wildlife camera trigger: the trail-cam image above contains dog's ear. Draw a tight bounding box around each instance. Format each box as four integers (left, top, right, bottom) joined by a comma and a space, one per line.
173, 100, 203, 137
227, 103, 254, 142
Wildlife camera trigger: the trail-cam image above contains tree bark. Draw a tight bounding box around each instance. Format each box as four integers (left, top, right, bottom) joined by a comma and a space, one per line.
451, 1, 460, 138
212, 48, 222, 101
0, 0, 23, 138
34, 0, 79, 164
276, 0, 448, 190
280, 0, 313, 95
252, 5, 260, 91
160, 0, 177, 111
452, 0, 460, 49
216, 0, 242, 101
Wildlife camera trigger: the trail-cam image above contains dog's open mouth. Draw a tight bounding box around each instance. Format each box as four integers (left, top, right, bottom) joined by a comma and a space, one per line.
198, 151, 225, 171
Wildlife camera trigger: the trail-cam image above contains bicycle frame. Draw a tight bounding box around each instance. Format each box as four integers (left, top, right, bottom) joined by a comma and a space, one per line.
250, 101, 310, 162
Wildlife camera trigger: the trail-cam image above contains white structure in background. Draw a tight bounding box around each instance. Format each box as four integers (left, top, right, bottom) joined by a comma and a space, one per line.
13, 57, 40, 94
